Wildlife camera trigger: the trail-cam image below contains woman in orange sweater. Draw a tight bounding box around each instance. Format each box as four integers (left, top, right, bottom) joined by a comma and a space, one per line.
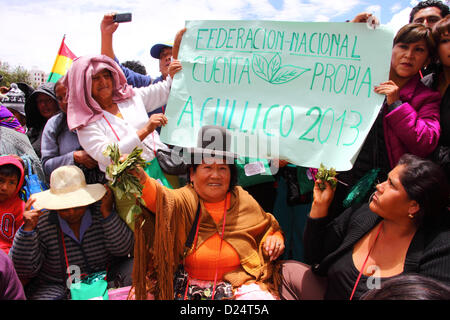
129, 125, 285, 300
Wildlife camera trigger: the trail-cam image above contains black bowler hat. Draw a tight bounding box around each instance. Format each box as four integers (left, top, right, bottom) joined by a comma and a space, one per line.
186, 125, 237, 163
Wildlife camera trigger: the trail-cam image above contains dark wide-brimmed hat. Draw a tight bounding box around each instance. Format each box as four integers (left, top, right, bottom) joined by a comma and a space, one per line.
186, 125, 237, 164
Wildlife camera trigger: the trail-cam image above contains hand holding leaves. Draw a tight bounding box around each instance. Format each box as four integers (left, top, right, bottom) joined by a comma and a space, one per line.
103, 144, 147, 217
315, 163, 337, 191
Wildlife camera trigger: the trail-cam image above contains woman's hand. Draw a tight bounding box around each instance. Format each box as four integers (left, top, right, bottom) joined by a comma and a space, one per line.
350, 12, 379, 24
73, 150, 98, 169
100, 184, 115, 218
22, 198, 43, 232
138, 113, 168, 140
263, 234, 285, 261
374, 81, 401, 106
172, 28, 186, 60
309, 179, 336, 219
147, 113, 168, 132
119, 154, 148, 185
168, 59, 183, 78
100, 13, 119, 36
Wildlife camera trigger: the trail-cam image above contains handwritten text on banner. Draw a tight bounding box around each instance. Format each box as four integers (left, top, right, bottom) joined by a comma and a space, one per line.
160, 20, 394, 170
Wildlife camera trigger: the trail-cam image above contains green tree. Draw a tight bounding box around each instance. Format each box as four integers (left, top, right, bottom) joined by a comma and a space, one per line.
0, 62, 32, 88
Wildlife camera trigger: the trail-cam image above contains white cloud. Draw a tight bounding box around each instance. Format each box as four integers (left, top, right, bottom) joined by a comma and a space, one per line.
385, 6, 412, 34
365, 5, 381, 19
0, 0, 377, 79
391, 3, 402, 13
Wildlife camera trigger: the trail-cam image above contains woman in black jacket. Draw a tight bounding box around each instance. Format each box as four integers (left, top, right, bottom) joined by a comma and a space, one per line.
279, 154, 450, 300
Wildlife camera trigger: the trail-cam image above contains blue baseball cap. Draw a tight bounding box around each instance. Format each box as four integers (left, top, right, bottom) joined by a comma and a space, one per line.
150, 42, 173, 59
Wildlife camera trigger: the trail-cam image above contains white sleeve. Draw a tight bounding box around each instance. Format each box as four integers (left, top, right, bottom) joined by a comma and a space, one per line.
77, 121, 142, 173
133, 77, 173, 113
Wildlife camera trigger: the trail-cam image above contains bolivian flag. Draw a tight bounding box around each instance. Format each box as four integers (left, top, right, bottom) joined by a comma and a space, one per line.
47, 35, 77, 83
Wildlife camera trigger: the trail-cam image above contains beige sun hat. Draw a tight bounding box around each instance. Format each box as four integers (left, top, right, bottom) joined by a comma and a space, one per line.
32, 165, 106, 210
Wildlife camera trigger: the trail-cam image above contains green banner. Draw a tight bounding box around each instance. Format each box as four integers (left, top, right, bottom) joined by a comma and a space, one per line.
160, 20, 394, 171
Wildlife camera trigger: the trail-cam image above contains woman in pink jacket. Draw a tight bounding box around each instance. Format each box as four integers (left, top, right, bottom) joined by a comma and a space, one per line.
331, 23, 441, 216
374, 23, 441, 167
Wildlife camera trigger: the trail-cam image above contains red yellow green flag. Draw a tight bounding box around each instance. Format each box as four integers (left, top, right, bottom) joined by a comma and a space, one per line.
47, 35, 77, 83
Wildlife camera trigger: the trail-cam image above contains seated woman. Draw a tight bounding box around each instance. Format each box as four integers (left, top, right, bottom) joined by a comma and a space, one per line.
331, 23, 441, 216
24, 82, 61, 158
280, 154, 450, 300
127, 125, 285, 300
62, 54, 182, 228
9, 165, 134, 300
422, 15, 450, 181
41, 79, 103, 184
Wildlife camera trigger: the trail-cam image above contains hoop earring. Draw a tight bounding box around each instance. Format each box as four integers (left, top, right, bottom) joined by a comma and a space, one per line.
408, 213, 415, 219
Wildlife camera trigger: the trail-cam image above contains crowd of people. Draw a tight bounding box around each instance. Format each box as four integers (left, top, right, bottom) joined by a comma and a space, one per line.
1, 0, 450, 301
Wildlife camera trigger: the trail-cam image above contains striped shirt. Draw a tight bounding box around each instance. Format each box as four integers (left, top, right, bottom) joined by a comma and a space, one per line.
9, 202, 134, 300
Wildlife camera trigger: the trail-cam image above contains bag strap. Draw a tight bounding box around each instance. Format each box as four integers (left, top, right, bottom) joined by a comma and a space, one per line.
182, 203, 202, 300
21, 156, 32, 176
182, 202, 201, 300
183, 202, 201, 257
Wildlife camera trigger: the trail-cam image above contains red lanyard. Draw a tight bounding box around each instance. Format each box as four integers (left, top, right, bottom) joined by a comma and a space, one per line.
104, 114, 157, 157
60, 227, 71, 277
60, 227, 107, 282
183, 195, 228, 300
349, 221, 384, 300
60, 227, 91, 280
103, 115, 120, 141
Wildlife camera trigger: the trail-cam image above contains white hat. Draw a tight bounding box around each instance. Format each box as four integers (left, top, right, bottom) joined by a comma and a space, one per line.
32, 165, 106, 210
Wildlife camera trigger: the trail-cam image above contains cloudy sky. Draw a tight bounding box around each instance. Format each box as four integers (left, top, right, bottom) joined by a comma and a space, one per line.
0, 0, 432, 78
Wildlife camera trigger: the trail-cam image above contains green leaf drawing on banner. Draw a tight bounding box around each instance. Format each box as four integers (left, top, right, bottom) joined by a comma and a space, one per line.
252, 53, 310, 84
267, 54, 282, 80
271, 65, 311, 84
252, 54, 270, 81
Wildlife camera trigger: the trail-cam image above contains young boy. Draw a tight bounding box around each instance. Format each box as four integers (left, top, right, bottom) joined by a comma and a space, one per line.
0, 155, 25, 254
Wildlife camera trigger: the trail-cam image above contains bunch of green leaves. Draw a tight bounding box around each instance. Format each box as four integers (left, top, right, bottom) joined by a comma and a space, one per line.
315, 163, 337, 191
103, 144, 147, 216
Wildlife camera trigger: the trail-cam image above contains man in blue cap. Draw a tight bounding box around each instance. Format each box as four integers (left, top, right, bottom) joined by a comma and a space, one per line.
146, 42, 173, 128
150, 42, 173, 85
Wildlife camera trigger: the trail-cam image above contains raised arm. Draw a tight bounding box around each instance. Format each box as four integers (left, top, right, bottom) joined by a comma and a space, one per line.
100, 13, 118, 60
171, 28, 186, 60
